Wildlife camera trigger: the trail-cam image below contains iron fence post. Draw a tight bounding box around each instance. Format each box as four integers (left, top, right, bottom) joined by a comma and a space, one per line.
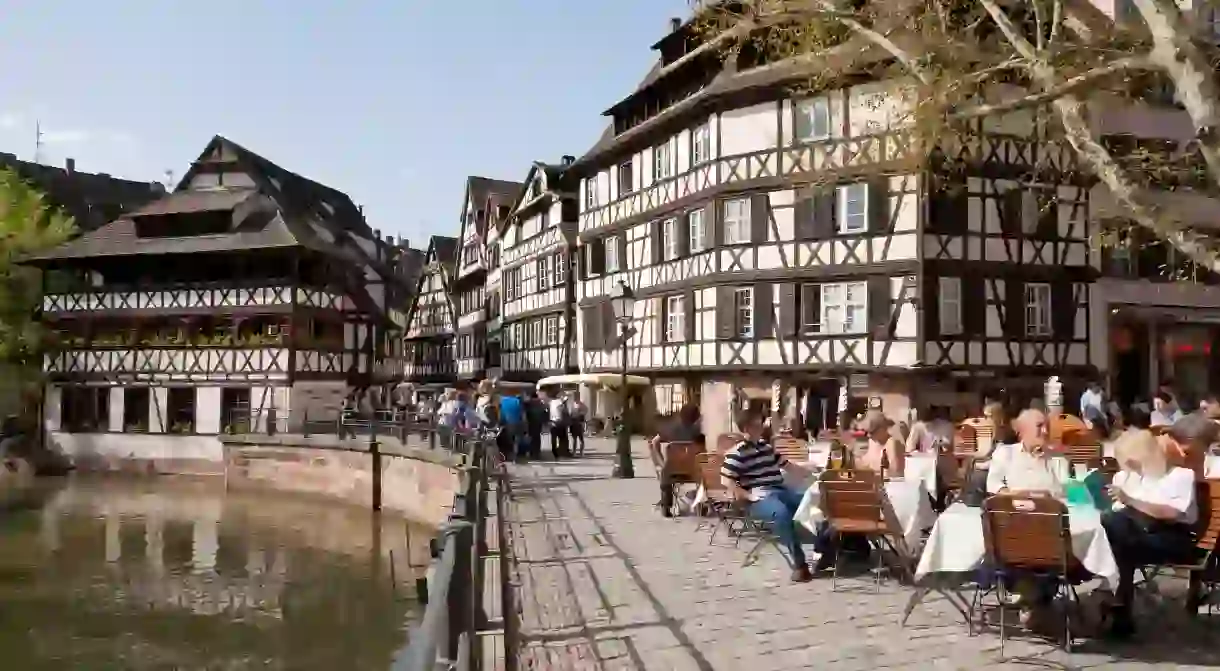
371, 417, 382, 512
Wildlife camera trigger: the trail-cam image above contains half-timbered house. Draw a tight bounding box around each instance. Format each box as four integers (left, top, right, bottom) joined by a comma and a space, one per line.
403, 235, 458, 386
498, 159, 579, 382
25, 136, 407, 467
453, 177, 521, 382
569, 13, 1095, 437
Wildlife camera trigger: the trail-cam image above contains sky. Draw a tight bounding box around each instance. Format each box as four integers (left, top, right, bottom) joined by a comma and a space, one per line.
0, 0, 690, 246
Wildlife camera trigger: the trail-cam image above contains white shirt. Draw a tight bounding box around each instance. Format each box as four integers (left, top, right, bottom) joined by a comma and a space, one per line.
1080, 389, 1104, 417
985, 443, 1071, 497
1151, 407, 1182, 427
548, 398, 566, 422
1112, 467, 1198, 525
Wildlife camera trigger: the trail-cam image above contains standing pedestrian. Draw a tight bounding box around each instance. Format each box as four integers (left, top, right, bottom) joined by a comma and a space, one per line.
548, 391, 571, 458
525, 392, 545, 460
568, 394, 587, 456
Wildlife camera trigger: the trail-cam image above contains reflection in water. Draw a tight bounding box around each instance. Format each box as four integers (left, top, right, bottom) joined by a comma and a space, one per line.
0, 477, 435, 670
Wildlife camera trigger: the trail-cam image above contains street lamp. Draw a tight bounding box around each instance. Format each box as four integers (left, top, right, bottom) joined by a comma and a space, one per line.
609, 280, 636, 479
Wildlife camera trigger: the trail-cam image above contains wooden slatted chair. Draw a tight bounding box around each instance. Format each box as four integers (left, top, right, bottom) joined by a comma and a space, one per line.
695, 452, 748, 545
1050, 413, 1088, 447
772, 436, 808, 464
1061, 430, 1103, 467
963, 417, 994, 456
955, 423, 979, 456
659, 441, 704, 517
819, 468, 913, 591
1141, 479, 1220, 616
978, 494, 1081, 655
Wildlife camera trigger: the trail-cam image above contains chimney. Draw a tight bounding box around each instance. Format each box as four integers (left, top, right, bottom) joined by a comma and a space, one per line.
384, 234, 394, 246
561, 155, 575, 166
65, 158, 75, 174
669, 17, 681, 32
373, 228, 382, 241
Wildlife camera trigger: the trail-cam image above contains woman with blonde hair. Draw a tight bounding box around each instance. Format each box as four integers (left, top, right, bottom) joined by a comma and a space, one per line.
1101, 427, 1198, 639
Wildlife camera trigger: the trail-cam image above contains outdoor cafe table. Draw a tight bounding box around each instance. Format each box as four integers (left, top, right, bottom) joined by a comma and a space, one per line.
902, 501, 1120, 625
793, 476, 936, 551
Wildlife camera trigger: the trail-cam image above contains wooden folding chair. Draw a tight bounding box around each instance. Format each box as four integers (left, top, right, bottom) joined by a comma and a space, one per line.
819, 469, 913, 591
1061, 431, 1102, 468
955, 423, 978, 456
977, 494, 1081, 655
695, 452, 749, 545
659, 441, 703, 517
1141, 480, 1220, 616
716, 433, 745, 454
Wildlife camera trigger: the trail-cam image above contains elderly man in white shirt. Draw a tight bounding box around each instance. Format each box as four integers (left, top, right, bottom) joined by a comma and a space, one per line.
986, 408, 1071, 497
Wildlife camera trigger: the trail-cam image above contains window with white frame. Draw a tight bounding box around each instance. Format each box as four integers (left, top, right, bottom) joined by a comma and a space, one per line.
537, 256, 550, 291
821, 281, 867, 335
837, 183, 868, 234
551, 251, 565, 287
733, 287, 753, 338
692, 122, 711, 165
654, 140, 674, 180
795, 97, 831, 142
722, 198, 751, 245
938, 277, 962, 335
662, 218, 680, 260
604, 237, 620, 273
688, 209, 706, 253
584, 177, 597, 209
664, 294, 685, 342
1025, 283, 1052, 336
655, 383, 685, 415
544, 315, 559, 345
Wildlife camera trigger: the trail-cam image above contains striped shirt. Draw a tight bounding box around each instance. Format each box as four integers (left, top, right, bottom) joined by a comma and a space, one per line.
721, 439, 787, 499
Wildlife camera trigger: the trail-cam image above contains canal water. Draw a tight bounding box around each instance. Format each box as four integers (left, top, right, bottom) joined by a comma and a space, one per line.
0, 477, 435, 670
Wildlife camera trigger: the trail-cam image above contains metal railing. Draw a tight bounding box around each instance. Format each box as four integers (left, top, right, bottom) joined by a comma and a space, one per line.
395, 429, 494, 671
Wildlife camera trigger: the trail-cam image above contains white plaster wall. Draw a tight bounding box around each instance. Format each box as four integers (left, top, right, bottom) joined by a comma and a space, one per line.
49, 432, 224, 465
196, 387, 222, 434
108, 387, 123, 432
720, 102, 778, 156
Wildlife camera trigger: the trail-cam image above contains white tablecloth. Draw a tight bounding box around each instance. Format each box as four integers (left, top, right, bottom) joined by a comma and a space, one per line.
914, 503, 1119, 589
794, 478, 936, 551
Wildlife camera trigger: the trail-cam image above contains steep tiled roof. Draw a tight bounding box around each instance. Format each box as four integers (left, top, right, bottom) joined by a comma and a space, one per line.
0, 152, 164, 232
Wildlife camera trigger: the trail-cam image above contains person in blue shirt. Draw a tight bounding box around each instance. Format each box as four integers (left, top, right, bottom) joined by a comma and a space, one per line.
499, 391, 526, 459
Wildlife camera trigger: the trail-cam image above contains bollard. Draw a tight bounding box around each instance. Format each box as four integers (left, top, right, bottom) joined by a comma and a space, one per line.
370, 421, 382, 512
302, 409, 310, 437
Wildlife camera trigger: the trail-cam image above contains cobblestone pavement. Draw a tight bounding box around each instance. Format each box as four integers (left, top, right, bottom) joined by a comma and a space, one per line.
501, 437, 1220, 671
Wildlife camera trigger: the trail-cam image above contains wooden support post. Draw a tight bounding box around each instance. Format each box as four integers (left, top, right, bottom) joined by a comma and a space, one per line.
370, 419, 382, 512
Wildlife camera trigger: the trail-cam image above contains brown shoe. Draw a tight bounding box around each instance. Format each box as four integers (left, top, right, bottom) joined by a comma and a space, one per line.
791, 566, 813, 583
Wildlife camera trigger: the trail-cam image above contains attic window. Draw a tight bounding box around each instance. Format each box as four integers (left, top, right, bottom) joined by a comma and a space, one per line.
529, 181, 541, 199
134, 210, 232, 238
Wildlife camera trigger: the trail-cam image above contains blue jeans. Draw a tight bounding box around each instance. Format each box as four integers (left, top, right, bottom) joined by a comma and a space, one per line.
749, 487, 820, 568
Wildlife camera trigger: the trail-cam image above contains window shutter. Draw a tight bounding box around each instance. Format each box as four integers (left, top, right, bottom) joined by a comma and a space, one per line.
754, 282, 774, 340
591, 240, 606, 275
677, 213, 691, 257
963, 276, 986, 336
778, 283, 797, 337
599, 298, 617, 349
867, 177, 890, 233
794, 194, 815, 241
684, 290, 696, 342
651, 220, 664, 265
801, 284, 821, 334
710, 201, 724, 247
750, 194, 769, 243
813, 190, 836, 238
715, 286, 736, 339
581, 305, 599, 351
617, 235, 629, 271
929, 175, 968, 234
923, 275, 940, 341
868, 276, 891, 339
704, 203, 717, 249
1005, 280, 1026, 337
575, 245, 587, 281
655, 297, 667, 343
1051, 282, 1075, 339
1000, 189, 1021, 236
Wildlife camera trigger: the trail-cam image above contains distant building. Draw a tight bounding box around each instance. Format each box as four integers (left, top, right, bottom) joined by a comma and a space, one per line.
23, 135, 411, 470
0, 152, 165, 231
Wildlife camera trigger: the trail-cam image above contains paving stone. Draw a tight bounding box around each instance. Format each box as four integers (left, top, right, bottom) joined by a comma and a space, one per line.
499, 437, 1220, 670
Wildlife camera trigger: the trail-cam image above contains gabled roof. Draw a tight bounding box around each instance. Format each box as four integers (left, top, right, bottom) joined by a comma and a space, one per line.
24, 135, 377, 265
501, 160, 573, 230
460, 176, 522, 240
404, 235, 459, 335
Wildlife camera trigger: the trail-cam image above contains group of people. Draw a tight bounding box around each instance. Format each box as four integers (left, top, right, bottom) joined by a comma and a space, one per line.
653, 381, 1218, 642
430, 381, 589, 462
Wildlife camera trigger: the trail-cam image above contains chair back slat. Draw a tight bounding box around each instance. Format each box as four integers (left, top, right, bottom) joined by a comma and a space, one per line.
697, 452, 726, 492
1084, 457, 1120, 485
662, 441, 704, 484
1063, 439, 1103, 466
955, 423, 978, 455
1195, 480, 1220, 552
772, 436, 807, 464
819, 469, 885, 527
982, 494, 1073, 571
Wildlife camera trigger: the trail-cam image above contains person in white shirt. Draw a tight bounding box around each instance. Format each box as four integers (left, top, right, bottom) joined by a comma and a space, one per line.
1101, 428, 1198, 639
1079, 381, 1105, 421
1150, 391, 1182, 428
985, 409, 1071, 497
547, 392, 571, 459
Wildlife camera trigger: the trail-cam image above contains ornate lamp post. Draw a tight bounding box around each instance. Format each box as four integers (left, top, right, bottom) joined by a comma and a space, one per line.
609, 280, 636, 479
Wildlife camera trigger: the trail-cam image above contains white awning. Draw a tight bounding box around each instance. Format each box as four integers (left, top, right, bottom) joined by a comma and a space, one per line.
536, 373, 651, 389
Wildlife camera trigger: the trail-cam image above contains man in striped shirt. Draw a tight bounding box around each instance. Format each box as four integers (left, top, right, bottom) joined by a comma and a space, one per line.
721, 405, 828, 582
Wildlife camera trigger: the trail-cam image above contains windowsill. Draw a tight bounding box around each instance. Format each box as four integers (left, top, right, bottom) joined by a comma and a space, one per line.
837, 228, 868, 236
799, 330, 870, 338
795, 134, 831, 144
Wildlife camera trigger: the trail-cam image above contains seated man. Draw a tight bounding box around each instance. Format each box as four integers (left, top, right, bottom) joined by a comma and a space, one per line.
986, 408, 1071, 497
1160, 412, 1216, 480
650, 404, 703, 518
720, 405, 830, 583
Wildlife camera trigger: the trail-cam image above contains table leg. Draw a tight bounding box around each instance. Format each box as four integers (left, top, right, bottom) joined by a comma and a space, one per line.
902, 584, 973, 627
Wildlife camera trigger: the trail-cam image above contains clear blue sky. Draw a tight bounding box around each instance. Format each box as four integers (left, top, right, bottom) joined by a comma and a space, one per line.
0, 0, 689, 246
